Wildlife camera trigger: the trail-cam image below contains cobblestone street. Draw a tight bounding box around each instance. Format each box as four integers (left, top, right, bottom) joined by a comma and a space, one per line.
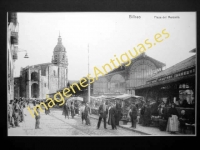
8, 106, 141, 136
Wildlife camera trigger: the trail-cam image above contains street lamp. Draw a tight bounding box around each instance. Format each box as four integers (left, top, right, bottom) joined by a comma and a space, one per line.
14, 47, 29, 58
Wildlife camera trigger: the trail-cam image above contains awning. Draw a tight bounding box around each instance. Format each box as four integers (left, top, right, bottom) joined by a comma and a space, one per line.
68, 97, 83, 102
90, 95, 108, 101
114, 94, 132, 100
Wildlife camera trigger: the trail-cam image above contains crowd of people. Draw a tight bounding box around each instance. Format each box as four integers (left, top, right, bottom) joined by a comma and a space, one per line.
151, 99, 195, 134
8, 97, 26, 128
62, 101, 80, 119
8, 97, 195, 134
61, 100, 124, 130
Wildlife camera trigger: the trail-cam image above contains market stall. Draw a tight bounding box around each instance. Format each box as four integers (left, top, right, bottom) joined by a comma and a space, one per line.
106, 94, 144, 124
90, 95, 108, 115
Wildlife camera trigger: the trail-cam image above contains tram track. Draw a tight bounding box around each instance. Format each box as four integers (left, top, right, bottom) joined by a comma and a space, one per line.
48, 113, 92, 136
48, 110, 130, 136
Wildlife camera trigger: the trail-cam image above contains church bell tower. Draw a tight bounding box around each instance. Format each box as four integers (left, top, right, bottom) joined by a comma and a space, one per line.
52, 33, 68, 67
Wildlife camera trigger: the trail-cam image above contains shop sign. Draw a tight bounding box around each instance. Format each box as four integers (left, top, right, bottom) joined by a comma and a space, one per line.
147, 67, 195, 85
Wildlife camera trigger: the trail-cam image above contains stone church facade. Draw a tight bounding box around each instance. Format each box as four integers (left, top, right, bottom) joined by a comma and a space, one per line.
15, 35, 68, 99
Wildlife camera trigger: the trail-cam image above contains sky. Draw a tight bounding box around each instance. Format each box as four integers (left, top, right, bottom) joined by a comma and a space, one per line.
14, 12, 196, 80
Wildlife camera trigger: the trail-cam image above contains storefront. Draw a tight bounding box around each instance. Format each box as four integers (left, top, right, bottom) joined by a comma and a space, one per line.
134, 54, 196, 133
135, 54, 196, 107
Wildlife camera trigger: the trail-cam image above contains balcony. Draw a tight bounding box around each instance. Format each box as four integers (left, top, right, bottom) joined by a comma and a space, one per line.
8, 12, 17, 25
11, 31, 18, 45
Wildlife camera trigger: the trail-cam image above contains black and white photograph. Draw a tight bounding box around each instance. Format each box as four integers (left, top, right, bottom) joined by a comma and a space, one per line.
7, 12, 196, 136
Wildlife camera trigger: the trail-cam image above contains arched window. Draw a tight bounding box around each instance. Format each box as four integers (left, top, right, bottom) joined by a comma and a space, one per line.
110, 74, 125, 93
130, 64, 155, 87
93, 77, 108, 93
31, 72, 38, 81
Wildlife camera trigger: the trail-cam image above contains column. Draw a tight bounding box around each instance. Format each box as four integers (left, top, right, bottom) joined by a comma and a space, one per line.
28, 68, 31, 98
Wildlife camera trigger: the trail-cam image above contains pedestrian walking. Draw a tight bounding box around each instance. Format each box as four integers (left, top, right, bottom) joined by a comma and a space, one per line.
97, 101, 108, 129
45, 101, 50, 115
130, 103, 138, 128
63, 101, 69, 119
84, 102, 91, 126
110, 103, 117, 130
115, 102, 121, 126
80, 103, 86, 124
34, 107, 41, 129
71, 102, 75, 119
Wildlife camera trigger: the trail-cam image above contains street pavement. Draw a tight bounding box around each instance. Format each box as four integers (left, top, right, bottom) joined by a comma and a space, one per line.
8, 104, 187, 136
8, 105, 141, 136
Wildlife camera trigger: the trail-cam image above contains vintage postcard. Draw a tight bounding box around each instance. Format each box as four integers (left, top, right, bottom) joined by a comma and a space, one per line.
7, 12, 196, 136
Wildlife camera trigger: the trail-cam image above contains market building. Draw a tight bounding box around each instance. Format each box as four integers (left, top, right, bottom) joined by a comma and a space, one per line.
135, 49, 196, 104
14, 34, 68, 99
93, 53, 166, 96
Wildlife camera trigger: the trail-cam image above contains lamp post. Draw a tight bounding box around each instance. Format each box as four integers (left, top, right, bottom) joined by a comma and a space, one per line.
13, 46, 29, 59
17, 48, 29, 58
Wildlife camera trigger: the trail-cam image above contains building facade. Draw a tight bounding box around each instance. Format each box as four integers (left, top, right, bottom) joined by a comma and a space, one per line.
15, 35, 68, 99
93, 53, 166, 96
7, 12, 19, 102
135, 51, 196, 103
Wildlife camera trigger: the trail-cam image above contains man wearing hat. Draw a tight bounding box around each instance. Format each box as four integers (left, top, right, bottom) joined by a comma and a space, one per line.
80, 102, 86, 124
85, 102, 91, 125
97, 100, 108, 129
130, 103, 138, 128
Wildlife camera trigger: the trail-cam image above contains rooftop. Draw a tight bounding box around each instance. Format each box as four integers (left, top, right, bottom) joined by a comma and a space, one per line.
106, 53, 166, 75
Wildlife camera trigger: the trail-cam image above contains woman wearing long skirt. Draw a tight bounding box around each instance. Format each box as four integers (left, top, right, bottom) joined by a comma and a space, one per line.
166, 103, 179, 134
